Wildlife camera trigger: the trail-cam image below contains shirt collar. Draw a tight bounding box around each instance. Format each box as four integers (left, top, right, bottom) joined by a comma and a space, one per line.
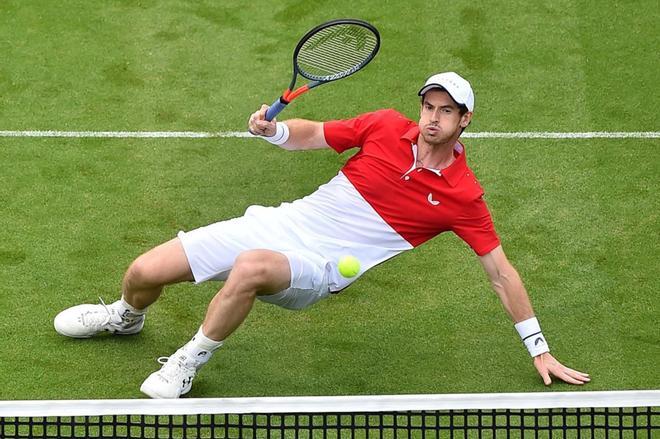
401, 125, 469, 188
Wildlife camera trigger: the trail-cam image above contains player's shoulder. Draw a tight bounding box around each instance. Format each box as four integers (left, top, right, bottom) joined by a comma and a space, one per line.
355, 108, 413, 130
369, 108, 411, 122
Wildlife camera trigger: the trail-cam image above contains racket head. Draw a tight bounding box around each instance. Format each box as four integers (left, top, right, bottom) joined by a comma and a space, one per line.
292, 19, 380, 84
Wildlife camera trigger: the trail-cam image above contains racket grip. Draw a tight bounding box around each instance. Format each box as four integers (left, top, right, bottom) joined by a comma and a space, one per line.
265, 98, 288, 121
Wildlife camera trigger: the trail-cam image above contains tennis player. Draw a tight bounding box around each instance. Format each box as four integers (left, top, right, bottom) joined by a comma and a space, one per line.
54, 72, 590, 398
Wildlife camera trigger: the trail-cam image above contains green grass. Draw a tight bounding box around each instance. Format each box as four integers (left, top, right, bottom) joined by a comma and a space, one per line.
0, 0, 658, 400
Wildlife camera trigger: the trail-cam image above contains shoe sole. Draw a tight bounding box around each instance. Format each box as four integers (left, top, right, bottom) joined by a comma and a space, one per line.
54, 320, 145, 338
140, 379, 192, 399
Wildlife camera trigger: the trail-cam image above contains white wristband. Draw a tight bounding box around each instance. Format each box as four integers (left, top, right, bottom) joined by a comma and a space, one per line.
262, 122, 290, 146
514, 317, 550, 357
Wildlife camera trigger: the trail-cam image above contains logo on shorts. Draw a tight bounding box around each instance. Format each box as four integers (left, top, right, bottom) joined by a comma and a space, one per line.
427, 193, 440, 206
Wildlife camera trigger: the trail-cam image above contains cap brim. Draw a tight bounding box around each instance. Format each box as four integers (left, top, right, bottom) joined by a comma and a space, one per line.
417, 84, 446, 96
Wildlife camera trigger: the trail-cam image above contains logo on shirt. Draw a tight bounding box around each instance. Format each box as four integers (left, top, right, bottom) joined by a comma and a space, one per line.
427, 193, 440, 206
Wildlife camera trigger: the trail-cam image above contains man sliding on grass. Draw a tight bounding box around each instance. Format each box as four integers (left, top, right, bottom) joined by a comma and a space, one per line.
54, 72, 590, 398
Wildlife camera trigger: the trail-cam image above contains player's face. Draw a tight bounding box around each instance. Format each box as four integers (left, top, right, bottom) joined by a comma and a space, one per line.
418, 90, 472, 146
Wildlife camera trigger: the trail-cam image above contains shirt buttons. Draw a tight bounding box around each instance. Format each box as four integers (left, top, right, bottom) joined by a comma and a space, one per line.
417, 168, 423, 172
404, 176, 410, 180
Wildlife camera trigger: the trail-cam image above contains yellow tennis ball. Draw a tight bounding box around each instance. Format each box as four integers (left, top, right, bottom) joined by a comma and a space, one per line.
338, 255, 361, 278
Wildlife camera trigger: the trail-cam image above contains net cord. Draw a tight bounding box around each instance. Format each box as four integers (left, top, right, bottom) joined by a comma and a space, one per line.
1, 391, 658, 418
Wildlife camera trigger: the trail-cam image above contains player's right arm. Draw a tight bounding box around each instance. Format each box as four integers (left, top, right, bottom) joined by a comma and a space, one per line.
248, 104, 329, 151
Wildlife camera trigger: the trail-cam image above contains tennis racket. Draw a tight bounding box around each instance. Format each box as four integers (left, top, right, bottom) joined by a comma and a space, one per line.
265, 18, 380, 121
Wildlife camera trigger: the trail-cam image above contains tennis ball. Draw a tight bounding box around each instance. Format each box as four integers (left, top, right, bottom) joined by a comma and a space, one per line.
338, 255, 360, 278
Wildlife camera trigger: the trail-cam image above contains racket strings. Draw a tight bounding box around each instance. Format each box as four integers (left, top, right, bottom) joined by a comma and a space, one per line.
297, 24, 378, 81
300, 37, 375, 73
299, 43, 375, 79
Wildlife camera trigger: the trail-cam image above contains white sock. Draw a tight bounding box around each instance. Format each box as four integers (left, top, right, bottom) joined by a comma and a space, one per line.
184, 326, 224, 364
115, 296, 146, 317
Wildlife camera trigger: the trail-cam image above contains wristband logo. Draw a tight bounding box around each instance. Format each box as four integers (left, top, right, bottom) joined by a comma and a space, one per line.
535, 337, 546, 346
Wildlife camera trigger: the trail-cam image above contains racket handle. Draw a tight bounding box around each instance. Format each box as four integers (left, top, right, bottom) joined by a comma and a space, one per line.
265, 98, 288, 121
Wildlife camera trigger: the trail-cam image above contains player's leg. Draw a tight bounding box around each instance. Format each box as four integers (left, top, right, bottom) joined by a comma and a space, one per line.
122, 238, 194, 309
140, 249, 292, 399
201, 249, 291, 340
53, 238, 193, 338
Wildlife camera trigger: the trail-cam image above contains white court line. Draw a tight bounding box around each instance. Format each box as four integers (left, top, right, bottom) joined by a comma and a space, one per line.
464, 131, 659, 139
0, 130, 658, 139
0, 130, 253, 138
462, 131, 660, 139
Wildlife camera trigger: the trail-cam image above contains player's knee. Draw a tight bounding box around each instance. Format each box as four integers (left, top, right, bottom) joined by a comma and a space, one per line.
125, 254, 159, 288
230, 250, 280, 291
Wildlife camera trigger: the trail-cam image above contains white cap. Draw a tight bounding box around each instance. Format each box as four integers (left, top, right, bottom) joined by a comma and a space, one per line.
418, 72, 474, 112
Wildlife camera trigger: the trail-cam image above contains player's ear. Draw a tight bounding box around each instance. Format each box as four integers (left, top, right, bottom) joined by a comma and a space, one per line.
460, 112, 473, 128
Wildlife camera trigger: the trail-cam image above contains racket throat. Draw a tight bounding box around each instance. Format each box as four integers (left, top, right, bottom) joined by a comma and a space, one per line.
285, 85, 310, 102
280, 90, 292, 104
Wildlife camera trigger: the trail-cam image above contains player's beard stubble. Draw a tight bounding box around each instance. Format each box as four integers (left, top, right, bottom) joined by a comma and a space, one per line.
419, 123, 462, 148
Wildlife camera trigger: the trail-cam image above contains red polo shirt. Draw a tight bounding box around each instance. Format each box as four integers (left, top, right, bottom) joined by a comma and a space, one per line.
323, 109, 500, 256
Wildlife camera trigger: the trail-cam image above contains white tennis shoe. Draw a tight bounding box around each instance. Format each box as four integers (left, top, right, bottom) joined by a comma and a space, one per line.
54, 298, 145, 338
140, 348, 205, 399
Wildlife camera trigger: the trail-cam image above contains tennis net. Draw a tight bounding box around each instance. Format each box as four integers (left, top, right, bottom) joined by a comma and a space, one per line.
0, 390, 657, 438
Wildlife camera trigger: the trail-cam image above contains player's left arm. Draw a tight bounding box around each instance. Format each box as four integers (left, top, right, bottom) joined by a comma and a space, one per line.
478, 245, 590, 385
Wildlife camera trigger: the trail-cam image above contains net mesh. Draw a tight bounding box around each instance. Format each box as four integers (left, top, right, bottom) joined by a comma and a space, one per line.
1, 392, 658, 439
297, 23, 379, 81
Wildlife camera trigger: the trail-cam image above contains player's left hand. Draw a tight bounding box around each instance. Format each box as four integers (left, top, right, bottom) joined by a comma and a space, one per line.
533, 352, 590, 385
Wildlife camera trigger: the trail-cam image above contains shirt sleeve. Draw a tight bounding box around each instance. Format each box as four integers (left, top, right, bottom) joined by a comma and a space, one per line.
452, 195, 501, 256
323, 111, 384, 154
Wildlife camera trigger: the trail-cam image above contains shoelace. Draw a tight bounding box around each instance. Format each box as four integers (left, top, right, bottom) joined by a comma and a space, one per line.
155, 354, 197, 383
80, 298, 120, 328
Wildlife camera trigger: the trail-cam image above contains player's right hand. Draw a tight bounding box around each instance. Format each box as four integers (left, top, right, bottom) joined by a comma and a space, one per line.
532, 352, 590, 386
248, 104, 277, 137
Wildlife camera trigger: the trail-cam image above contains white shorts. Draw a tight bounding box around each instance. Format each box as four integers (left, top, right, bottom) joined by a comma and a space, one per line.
177, 172, 412, 309
177, 206, 332, 310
